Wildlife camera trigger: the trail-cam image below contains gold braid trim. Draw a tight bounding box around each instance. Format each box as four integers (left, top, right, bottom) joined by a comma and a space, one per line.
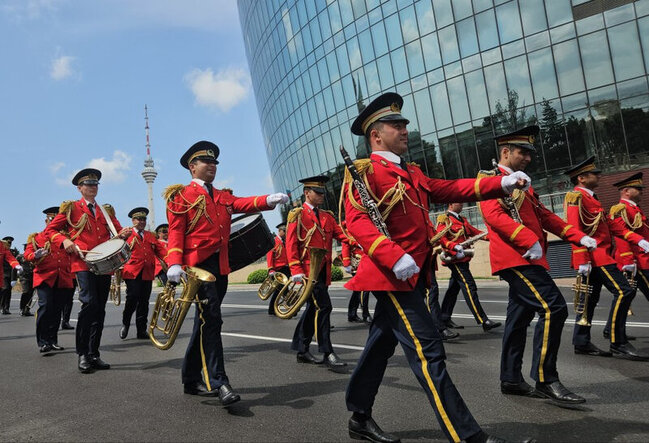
164, 184, 209, 234
287, 207, 302, 224
610, 203, 642, 230
59, 200, 74, 215
564, 191, 582, 206
407, 161, 420, 167
321, 209, 334, 218
564, 194, 601, 236
450, 228, 464, 241
102, 204, 115, 217
477, 169, 496, 178
59, 200, 88, 241
163, 184, 185, 201
27, 233, 37, 247
436, 214, 449, 225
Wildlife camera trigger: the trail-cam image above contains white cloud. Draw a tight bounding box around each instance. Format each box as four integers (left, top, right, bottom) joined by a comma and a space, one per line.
184, 67, 251, 112
50, 55, 76, 81
214, 176, 233, 189
1, 0, 61, 22
86, 150, 132, 184
49, 161, 65, 174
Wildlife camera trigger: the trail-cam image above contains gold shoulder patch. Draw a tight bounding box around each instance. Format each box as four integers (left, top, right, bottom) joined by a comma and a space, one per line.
477, 169, 496, 179
436, 213, 449, 225
609, 203, 625, 218
564, 191, 582, 206
343, 159, 374, 185
221, 188, 233, 194
102, 204, 115, 217
407, 161, 420, 168
27, 233, 37, 245
59, 200, 74, 215
287, 207, 303, 224
163, 184, 185, 202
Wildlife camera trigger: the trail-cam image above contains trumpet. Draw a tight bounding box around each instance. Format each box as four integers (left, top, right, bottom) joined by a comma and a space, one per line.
437, 232, 488, 263
110, 269, 122, 306
148, 265, 215, 350
258, 271, 289, 300
624, 270, 637, 316
573, 269, 593, 326
274, 247, 327, 319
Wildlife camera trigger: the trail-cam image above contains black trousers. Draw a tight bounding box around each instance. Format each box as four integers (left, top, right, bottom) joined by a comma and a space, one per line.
61, 287, 74, 325
35, 282, 72, 346
425, 274, 446, 332
0, 276, 11, 310
574, 263, 636, 346
291, 269, 333, 354
348, 290, 371, 320
498, 265, 568, 384
268, 265, 290, 315
123, 273, 153, 335
156, 271, 167, 286
440, 262, 488, 325
182, 253, 230, 390
75, 271, 111, 357
19, 276, 34, 311
346, 276, 481, 442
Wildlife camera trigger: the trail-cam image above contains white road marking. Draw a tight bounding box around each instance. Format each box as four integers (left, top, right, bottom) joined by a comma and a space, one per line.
220, 332, 366, 351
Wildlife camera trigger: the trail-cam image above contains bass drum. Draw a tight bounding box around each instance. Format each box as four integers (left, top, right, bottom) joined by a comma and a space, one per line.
228, 213, 274, 272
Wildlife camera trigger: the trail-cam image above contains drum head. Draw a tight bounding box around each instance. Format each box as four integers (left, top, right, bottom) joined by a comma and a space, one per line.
228, 214, 273, 272
87, 239, 126, 262
230, 213, 260, 236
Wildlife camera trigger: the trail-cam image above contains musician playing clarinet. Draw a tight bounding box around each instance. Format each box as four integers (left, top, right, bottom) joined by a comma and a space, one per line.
165, 141, 287, 405
44, 168, 132, 373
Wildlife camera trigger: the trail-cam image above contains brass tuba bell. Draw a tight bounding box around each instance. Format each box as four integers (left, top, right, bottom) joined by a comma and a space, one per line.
274, 247, 327, 319
573, 269, 593, 327
257, 271, 289, 300
148, 265, 215, 350
110, 269, 122, 306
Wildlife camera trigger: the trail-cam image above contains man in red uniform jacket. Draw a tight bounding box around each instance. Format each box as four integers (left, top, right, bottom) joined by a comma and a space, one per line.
25, 206, 74, 353
0, 238, 22, 314
341, 227, 371, 323
343, 92, 531, 443
437, 203, 500, 332
287, 175, 349, 369
154, 223, 168, 285
480, 126, 596, 406
165, 141, 287, 405
119, 207, 166, 340
265, 222, 288, 316
565, 158, 648, 360
44, 168, 132, 373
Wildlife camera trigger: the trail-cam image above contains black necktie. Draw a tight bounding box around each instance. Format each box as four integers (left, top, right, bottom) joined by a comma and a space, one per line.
88, 203, 95, 217
400, 158, 408, 170
205, 183, 214, 199
593, 193, 600, 201
313, 208, 320, 221
138, 230, 143, 240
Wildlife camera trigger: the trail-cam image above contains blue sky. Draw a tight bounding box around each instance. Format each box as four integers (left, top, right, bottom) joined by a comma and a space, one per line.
0, 0, 284, 249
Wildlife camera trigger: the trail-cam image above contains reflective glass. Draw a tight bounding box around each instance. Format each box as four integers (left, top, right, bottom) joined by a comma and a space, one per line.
438, 26, 460, 64
576, 14, 604, 35
414, 88, 436, 134
411, 73, 428, 91
608, 22, 645, 81
537, 99, 569, 172
546, 0, 572, 28
377, 54, 395, 89
365, 61, 381, 95
428, 68, 445, 84
528, 47, 559, 101
433, 0, 454, 28
638, 0, 649, 16
481, 47, 502, 65
549, 22, 575, 44
328, 1, 343, 34
415, 0, 436, 35
421, 33, 442, 71
358, 28, 375, 64
310, 16, 323, 47
452, 0, 473, 21
422, 133, 445, 178
447, 76, 471, 124
587, 84, 616, 104
474, 120, 496, 170
605, 3, 635, 26
561, 92, 587, 112
501, 39, 525, 59
385, 14, 404, 50
400, 5, 420, 43
553, 40, 585, 96
640, 17, 649, 73
336, 44, 351, 77
339, 0, 354, 27
405, 40, 425, 77
475, 9, 499, 50
326, 51, 340, 83
456, 123, 479, 176
484, 63, 508, 113
465, 70, 490, 118
504, 55, 533, 106
525, 31, 550, 52
462, 53, 482, 72
578, 31, 614, 89
439, 129, 461, 178
457, 17, 479, 57
430, 83, 453, 129
591, 100, 627, 166
472, 0, 492, 13
371, 21, 389, 57
621, 94, 649, 155
520, 0, 547, 36
347, 36, 362, 71
495, 2, 522, 44
351, 0, 367, 18
391, 48, 410, 84
617, 77, 649, 99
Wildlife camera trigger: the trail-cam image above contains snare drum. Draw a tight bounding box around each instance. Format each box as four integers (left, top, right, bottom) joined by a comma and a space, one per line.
85, 238, 132, 275
229, 213, 274, 272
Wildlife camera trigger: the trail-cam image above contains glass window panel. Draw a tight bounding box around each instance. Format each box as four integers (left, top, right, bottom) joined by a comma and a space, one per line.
578, 30, 614, 89
405, 40, 425, 76
638, 0, 649, 16
456, 124, 479, 177
640, 17, 649, 73
411, 73, 428, 91
364, 61, 381, 96
495, 2, 522, 44
553, 40, 585, 95
484, 63, 508, 113
590, 101, 627, 168
358, 28, 375, 64
385, 14, 404, 50
430, 83, 453, 129
421, 133, 445, 177
546, 0, 572, 28
562, 91, 587, 112
433, 0, 454, 28
382, 0, 397, 16
428, 68, 445, 84
310, 16, 323, 47
472, 0, 492, 13
549, 22, 575, 44
400, 5, 420, 43
621, 94, 649, 156
475, 9, 499, 50
617, 77, 649, 99
439, 129, 461, 178
347, 37, 362, 71
576, 14, 604, 35
371, 22, 389, 57
368, 5, 382, 24
537, 98, 569, 172
396, 79, 412, 96
391, 48, 410, 84
462, 53, 482, 72
452, 0, 473, 20
605, 3, 635, 27
438, 26, 460, 64
525, 31, 550, 52
444, 60, 462, 78
528, 47, 559, 101
481, 47, 502, 65
474, 120, 496, 170
328, 1, 343, 34
587, 84, 616, 105
501, 39, 525, 59
317, 58, 330, 90
421, 33, 442, 71
465, 70, 490, 118
339, 0, 354, 27
447, 76, 471, 124
415, 0, 436, 35
351, 0, 367, 18
608, 22, 645, 82
336, 44, 351, 77
504, 55, 533, 106
519, 0, 547, 35
457, 17, 479, 57
377, 54, 395, 89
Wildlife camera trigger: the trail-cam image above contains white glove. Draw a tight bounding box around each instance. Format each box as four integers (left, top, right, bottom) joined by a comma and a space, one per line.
15, 265, 23, 276
343, 265, 352, 274
578, 263, 592, 276
291, 273, 305, 283
453, 245, 465, 259
266, 193, 289, 207
522, 241, 543, 260
10, 281, 16, 288
34, 248, 49, 259
166, 264, 185, 284
638, 239, 649, 253
580, 236, 597, 251
501, 171, 531, 194
622, 264, 637, 276
268, 270, 275, 276
392, 253, 420, 281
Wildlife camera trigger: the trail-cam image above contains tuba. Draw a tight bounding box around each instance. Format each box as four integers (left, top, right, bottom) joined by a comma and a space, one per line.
110, 269, 122, 306
258, 271, 289, 300
573, 269, 593, 326
149, 265, 215, 350
624, 269, 637, 316
274, 247, 327, 319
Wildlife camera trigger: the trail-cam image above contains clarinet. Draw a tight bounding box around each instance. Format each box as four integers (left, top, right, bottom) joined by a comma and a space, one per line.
491, 159, 522, 223
340, 146, 390, 239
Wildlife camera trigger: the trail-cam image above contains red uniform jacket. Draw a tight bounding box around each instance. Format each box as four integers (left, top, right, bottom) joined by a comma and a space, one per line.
565, 188, 643, 268
341, 236, 364, 267
44, 199, 124, 273
166, 181, 271, 274
154, 239, 168, 276
610, 199, 649, 270
480, 167, 585, 274
0, 241, 19, 285
343, 153, 506, 291
436, 212, 485, 265
122, 229, 167, 281
24, 232, 74, 288
286, 203, 347, 286
266, 235, 288, 271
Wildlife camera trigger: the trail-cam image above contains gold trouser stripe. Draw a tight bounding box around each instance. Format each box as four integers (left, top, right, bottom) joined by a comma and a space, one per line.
560, 224, 572, 238
640, 270, 649, 288
424, 289, 431, 314
387, 291, 460, 442
509, 225, 524, 242
474, 177, 482, 200
197, 302, 212, 391
368, 235, 388, 257
312, 291, 320, 344
512, 269, 550, 383
453, 264, 483, 324
601, 266, 624, 344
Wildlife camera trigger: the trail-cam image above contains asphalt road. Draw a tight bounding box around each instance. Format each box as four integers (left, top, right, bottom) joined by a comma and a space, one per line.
2, 281, 649, 442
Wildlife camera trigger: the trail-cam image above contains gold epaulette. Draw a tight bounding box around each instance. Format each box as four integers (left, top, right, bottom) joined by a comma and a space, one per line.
163, 184, 185, 202
321, 209, 335, 217
102, 204, 115, 217
221, 188, 233, 194
0, 240, 8, 248
477, 169, 496, 179
407, 161, 420, 168
609, 203, 625, 218
343, 159, 373, 185
437, 213, 449, 225
287, 207, 302, 224
27, 233, 37, 246
59, 200, 74, 214
564, 191, 582, 206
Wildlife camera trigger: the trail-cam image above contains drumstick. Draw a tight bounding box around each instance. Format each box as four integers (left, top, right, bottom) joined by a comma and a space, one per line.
77, 250, 103, 254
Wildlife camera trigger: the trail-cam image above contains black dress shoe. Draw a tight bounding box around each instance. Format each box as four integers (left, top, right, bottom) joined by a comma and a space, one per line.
349, 415, 400, 443
348, 315, 363, 323
78, 355, 93, 373
40, 344, 53, 353
482, 319, 502, 331
218, 384, 241, 406
325, 352, 347, 369
610, 342, 649, 361
445, 319, 464, 329
51, 344, 65, 351
136, 332, 149, 339
119, 325, 129, 339
61, 322, 74, 330
297, 351, 323, 364
2, 309, 11, 315
21, 309, 33, 317
90, 357, 111, 370
574, 342, 612, 357
500, 380, 537, 397
183, 382, 218, 396
535, 381, 585, 404
441, 328, 459, 340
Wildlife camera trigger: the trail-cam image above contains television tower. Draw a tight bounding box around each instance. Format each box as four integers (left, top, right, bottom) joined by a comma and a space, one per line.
141, 105, 158, 230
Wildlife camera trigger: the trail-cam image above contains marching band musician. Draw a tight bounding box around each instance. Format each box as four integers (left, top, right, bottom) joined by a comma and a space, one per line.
437, 203, 500, 332
564, 158, 649, 360
287, 175, 349, 369
119, 207, 166, 340
342, 92, 532, 443
165, 141, 288, 405
479, 126, 596, 405
0, 237, 22, 315
429, 225, 460, 341
44, 168, 132, 373
265, 222, 289, 316
154, 223, 169, 285
341, 222, 371, 324
605, 173, 649, 348
24, 206, 74, 353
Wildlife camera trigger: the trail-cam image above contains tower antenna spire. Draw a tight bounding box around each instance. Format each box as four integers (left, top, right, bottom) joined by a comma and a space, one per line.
141, 105, 158, 230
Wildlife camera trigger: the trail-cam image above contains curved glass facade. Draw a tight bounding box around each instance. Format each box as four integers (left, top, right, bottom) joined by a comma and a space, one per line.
239, 0, 649, 215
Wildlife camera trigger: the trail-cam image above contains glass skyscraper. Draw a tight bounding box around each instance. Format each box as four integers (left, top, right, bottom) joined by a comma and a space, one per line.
239, 0, 649, 218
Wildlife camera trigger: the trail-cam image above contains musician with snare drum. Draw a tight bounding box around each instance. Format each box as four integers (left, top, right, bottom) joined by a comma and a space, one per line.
164, 141, 287, 405
44, 168, 132, 373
